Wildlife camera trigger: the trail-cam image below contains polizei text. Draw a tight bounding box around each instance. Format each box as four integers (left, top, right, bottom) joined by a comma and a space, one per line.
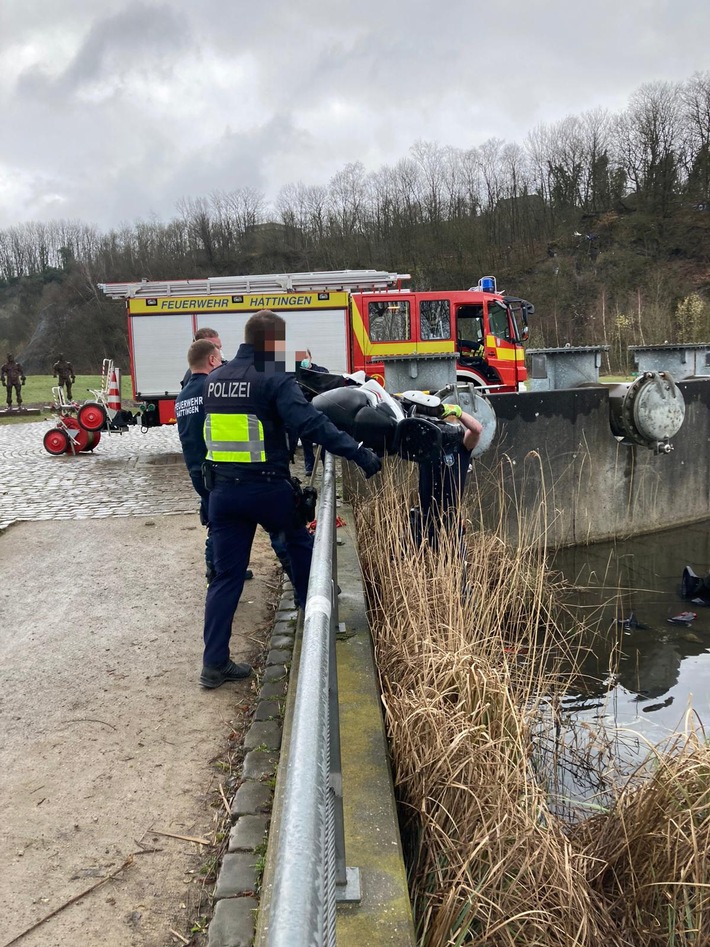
207, 380, 252, 399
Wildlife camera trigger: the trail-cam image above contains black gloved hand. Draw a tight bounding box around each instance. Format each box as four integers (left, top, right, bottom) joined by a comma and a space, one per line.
354, 446, 381, 479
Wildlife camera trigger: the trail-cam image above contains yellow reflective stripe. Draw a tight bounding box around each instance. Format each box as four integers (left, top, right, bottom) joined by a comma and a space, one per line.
205, 413, 266, 463
350, 297, 371, 356
418, 340, 456, 353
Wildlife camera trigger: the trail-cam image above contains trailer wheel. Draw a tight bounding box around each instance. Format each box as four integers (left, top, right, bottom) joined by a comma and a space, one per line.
77, 401, 107, 432
44, 428, 70, 455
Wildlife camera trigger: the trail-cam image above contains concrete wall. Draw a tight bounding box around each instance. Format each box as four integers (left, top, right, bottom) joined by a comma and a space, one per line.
471, 379, 710, 547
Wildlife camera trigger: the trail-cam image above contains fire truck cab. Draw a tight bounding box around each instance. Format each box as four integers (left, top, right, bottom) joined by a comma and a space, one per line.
99, 270, 533, 425
349, 275, 532, 391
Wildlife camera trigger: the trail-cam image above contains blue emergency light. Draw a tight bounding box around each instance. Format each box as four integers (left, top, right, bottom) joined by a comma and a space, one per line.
479, 275, 496, 293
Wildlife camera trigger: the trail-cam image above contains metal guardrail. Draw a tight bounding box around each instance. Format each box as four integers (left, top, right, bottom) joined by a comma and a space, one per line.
266, 452, 359, 947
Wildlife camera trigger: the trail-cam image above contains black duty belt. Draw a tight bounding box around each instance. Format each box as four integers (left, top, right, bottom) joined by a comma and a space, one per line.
214, 471, 289, 485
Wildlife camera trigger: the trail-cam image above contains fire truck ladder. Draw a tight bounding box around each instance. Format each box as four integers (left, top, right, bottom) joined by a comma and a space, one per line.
98, 269, 411, 299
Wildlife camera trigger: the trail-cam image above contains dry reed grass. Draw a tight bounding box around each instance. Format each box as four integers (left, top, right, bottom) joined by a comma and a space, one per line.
353, 458, 710, 946
573, 717, 710, 946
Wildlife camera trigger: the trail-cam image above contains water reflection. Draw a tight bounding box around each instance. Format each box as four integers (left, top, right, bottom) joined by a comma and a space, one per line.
552, 518, 710, 740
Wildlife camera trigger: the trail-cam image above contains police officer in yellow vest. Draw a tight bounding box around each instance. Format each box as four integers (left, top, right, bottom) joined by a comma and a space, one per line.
200, 309, 381, 689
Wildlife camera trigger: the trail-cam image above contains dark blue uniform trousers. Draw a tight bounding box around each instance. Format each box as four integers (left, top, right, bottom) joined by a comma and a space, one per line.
191, 471, 293, 581
203, 479, 314, 667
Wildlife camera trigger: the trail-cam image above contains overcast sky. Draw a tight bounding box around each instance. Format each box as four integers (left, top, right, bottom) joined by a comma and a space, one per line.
1, 0, 708, 231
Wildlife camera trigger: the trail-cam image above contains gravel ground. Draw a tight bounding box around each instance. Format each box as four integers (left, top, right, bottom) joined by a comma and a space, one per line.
0, 420, 279, 947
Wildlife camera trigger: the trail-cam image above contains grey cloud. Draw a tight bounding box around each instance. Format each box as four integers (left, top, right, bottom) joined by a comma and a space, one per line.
1, 0, 709, 229
168, 115, 308, 207
24, 114, 305, 229
16, 2, 189, 99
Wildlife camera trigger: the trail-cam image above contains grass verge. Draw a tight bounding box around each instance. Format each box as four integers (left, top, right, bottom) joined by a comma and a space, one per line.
0, 375, 137, 423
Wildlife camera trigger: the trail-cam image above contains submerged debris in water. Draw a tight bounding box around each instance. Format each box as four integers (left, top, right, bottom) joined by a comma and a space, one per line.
616, 611, 650, 630
667, 611, 697, 625
642, 696, 675, 713
681, 565, 710, 603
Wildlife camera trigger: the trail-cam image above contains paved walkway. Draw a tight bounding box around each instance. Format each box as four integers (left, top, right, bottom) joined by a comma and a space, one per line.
0, 418, 281, 946
0, 420, 196, 530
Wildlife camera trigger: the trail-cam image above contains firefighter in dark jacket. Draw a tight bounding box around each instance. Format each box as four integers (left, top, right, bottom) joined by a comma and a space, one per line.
52, 353, 76, 399
175, 339, 223, 580
1, 354, 26, 408
200, 309, 381, 689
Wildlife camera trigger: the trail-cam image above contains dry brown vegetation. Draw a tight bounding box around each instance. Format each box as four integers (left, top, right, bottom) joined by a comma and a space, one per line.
354, 460, 710, 946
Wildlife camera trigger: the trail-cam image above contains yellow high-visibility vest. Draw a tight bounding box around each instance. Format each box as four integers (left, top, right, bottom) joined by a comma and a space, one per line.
205, 413, 266, 463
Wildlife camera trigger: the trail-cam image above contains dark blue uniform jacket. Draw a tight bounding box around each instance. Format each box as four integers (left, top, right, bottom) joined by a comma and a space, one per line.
204, 344, 362, 479
175, 371, 209, 496
418, 441, 472, 522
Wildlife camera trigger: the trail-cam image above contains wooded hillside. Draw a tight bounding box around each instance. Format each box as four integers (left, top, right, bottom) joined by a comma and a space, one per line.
1, 72, 708, 374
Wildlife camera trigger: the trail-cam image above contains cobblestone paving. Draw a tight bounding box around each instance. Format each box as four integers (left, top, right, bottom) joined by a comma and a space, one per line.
0, 420, 197, 530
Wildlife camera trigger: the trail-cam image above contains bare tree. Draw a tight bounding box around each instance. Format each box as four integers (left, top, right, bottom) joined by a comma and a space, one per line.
328, 162, 368, 239
222, 187, 267, 236
458, 147, 483, 217
176, 196, 215, 269
578, 107, 621, 212
615, 81, 684, 214
410, 140, 446, 226
681, 71, 710, 203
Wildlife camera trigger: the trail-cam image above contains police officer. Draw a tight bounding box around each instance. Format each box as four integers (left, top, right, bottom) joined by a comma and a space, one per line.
200, 309, 381, 689
416, 404, 482, 544
52, 353, 76, 399
177, 338, 273, 584
1, 354, 26, 408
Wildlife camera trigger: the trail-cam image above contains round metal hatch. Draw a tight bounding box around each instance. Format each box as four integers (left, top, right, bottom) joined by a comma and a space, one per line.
612, 372, 686, 446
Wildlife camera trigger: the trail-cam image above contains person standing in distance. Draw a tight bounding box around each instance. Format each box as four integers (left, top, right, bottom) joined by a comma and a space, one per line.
200, 309, 381, 689
1, 354, 26, 409
52, 353, 76, 400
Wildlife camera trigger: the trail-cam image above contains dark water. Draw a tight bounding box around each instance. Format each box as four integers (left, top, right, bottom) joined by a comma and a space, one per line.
551, 518, 710, 753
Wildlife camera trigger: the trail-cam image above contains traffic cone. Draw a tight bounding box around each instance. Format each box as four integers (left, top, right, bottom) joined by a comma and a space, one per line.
107, 368, 121, 416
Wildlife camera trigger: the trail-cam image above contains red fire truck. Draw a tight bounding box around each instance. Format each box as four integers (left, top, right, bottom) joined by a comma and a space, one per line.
99, 270, 533, 425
